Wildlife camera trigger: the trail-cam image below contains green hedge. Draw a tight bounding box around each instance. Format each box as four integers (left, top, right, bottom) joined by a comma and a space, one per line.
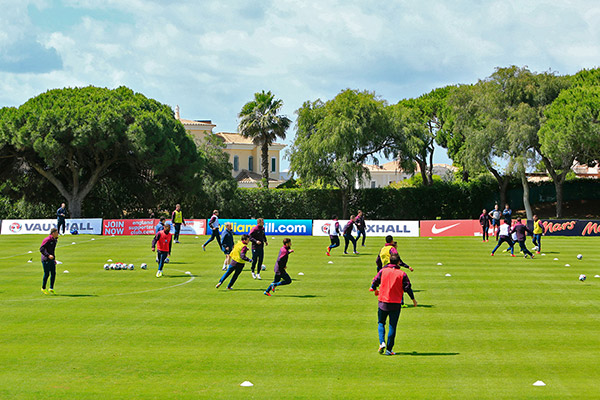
1, 178, 599, 220
217, 177, 500, 220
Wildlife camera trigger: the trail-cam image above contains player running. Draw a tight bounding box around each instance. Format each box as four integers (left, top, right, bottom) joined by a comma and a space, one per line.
511, 219, 534, 258
370, 254, 417, 355
375, 235, 413, 272
203, 210, 222, 251
220, 222, 234, 271
40, 228, 59, 294
152, 223, 173, 277
343, 215, 359, 255
326, 215, 341, 256
490, 222, 515, 257
264, 238, 294, 296
216, 234, 252, 290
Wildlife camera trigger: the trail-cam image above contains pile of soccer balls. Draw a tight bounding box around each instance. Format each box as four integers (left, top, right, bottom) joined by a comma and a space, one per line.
104, 262, 147, 270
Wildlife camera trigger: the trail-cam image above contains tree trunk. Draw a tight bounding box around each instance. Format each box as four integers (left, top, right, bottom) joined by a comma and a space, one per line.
417, 159, 429, 186
488, 166, 510, 208
341, 188, 349, 219
520, 171, 532, 220
29, 155, 116, 218
537, 152, 572, 219
261, 141, 270, 188
553, 171, 568, 218
67, 196, 83, 219
427, 145, 434, 185
461, 168, 469, 182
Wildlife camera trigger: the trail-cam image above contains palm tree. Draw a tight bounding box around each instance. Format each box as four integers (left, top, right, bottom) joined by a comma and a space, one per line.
238, 90, 291, 188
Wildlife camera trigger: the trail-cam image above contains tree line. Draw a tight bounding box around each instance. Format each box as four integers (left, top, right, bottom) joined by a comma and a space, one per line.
0, 66, 598, 219
288, 66, 600, 218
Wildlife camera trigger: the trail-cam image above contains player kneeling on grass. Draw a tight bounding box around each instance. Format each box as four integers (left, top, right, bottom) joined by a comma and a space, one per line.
216, 234, 252, 290
40, 228, 59, 294
152, 223, 173, 277
370, 254, 417, 355
264, 238, 294, 296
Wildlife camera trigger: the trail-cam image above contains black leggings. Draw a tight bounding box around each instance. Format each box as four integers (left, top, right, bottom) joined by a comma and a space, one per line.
344, 234, 357, 253
204, 229, 222, 247
251, 248, 264, 273
42, 260, 56, 289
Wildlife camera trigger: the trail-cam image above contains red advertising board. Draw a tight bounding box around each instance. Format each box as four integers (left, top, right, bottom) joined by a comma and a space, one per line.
103, 219, 207, 236
103, 219, 156, 235
420, 220, 485, 237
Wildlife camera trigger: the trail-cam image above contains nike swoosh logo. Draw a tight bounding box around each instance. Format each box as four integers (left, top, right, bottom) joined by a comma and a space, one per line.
431, 223, 461, 234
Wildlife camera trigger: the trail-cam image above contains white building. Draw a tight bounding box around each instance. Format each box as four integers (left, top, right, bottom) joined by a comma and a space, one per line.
175, 107, 286, 188
357, 161, 414, 188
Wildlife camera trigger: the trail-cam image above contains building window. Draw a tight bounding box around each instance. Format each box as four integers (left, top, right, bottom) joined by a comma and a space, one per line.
233, 155, 239, 172
271, 157, 276, 173
248, 156, 254, 172
370, 181, 377, 188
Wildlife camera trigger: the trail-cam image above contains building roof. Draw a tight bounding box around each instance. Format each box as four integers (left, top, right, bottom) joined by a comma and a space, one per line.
178, 118, 216, 128
235, 169, 282, 184
216, 132, 286, 147
362, 160, 410, 172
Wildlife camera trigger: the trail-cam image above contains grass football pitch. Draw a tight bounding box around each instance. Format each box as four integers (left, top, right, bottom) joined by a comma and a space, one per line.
1, 234, 599, 399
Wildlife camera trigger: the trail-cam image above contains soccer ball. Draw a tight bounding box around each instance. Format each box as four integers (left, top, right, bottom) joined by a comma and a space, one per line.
165, 258, 170, 263
141, 263, 147, 270
579, 274, 586, 281
577, 254, 583, 260
115, 264, 121, 270
532, 246, 539, 252
128, 264, 134, 270
104, 264, 109, 270
109, 263, 115, 270
261, 265, 266, 271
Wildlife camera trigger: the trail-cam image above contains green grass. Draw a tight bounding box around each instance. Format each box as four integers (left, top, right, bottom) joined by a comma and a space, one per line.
1, 234, 599, 399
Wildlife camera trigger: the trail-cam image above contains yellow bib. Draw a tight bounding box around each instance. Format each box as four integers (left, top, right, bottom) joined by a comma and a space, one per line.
533, 220, 543, 234
231, 241, 248, 263
173, 210, 183, 223
379, 245, 393, 266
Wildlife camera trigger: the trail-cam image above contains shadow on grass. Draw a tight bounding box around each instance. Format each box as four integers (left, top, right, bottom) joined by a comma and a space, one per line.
276, 294, 320, 298
55, 294, 98, 298
220, 288, 265, 292
393, 351, 459, 357
164, 274, 196, 278
401, 304, 434, 309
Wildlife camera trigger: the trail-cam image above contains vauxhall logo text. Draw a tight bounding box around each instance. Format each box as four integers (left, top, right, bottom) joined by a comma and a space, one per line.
366, 224, 412, 233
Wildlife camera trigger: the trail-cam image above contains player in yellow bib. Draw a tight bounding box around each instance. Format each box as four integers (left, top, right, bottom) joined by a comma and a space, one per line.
171, 204, 185, 243
216, 234, 252, 290
532, 215, 543, 254
375, 235, 413, 272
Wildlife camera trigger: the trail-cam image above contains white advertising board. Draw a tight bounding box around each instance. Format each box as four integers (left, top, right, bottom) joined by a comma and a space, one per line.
312, 220, 419, 237
1, 219, 103, 235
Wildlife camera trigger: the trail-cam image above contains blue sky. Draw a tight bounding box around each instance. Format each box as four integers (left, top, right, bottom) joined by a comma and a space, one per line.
1, 0, 599, 169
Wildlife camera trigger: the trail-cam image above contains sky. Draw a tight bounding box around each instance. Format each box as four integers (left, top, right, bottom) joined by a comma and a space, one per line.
1, 0, 599, 169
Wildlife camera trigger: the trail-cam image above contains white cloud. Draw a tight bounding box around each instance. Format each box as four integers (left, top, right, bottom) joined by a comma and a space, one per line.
1, 0, 600, 167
